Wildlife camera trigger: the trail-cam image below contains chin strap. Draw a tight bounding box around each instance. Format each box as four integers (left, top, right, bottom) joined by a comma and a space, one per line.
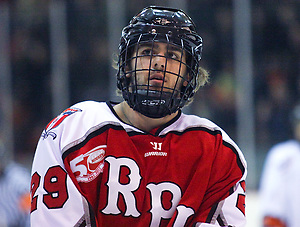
127, 90, 182, 118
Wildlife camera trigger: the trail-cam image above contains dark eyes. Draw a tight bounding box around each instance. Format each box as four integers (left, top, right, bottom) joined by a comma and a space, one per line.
166, 52, 180, 60
141, 48, 152, 56
140, 48, 180, 60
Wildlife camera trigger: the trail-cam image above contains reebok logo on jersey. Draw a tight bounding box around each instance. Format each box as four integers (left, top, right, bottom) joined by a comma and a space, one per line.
70, 145, 106, 183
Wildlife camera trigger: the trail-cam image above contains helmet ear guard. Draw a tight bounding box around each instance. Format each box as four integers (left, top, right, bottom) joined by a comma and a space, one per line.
117, 6, 203, 118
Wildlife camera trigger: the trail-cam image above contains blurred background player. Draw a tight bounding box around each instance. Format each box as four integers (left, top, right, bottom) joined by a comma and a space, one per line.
259, 104, 300, 227
0, 140, 31, 227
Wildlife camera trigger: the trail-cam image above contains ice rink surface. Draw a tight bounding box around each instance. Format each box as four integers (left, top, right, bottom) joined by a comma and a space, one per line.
246, 190, 261, 227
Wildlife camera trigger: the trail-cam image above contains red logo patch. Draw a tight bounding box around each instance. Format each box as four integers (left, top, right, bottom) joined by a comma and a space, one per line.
70, 145, 106, 183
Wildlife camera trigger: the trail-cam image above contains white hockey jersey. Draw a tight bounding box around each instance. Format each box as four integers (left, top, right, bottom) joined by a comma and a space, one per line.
260, 140, 300, 227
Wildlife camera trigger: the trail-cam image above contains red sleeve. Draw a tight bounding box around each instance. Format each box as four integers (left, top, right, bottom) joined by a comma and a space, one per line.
198, 134, 246, 225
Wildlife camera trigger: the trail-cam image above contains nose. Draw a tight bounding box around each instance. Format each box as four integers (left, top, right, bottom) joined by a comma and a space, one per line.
152, 55, 165, 69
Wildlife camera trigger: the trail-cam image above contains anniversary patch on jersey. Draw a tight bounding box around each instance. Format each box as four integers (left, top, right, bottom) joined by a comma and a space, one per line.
70, 145, 106, 183
41, 107, 82, 140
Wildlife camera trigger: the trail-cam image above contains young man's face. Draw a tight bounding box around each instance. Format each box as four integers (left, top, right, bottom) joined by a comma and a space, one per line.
128, 42, 188, 96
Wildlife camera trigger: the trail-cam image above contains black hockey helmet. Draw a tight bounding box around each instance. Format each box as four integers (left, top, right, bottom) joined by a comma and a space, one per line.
117, 6, 203, 118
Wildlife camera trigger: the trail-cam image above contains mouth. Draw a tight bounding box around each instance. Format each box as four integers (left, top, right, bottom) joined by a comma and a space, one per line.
149, 73, 166, 82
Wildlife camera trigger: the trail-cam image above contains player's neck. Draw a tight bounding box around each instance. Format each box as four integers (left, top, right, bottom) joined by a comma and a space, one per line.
114, 101, 178, 132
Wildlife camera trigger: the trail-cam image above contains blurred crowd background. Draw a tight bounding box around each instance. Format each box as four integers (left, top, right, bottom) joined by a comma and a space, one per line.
0, 0, 300, 192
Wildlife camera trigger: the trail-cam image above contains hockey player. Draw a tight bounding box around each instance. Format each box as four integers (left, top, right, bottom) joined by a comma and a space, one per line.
30, 6, 247, 226
260, 104, 300, 227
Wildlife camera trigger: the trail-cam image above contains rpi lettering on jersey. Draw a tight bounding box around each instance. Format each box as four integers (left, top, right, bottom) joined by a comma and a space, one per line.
102, 156, 195, 226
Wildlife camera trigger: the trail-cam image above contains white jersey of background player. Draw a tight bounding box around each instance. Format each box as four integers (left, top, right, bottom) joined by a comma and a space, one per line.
30, 6, 247, 227
260, 105, 300, 227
